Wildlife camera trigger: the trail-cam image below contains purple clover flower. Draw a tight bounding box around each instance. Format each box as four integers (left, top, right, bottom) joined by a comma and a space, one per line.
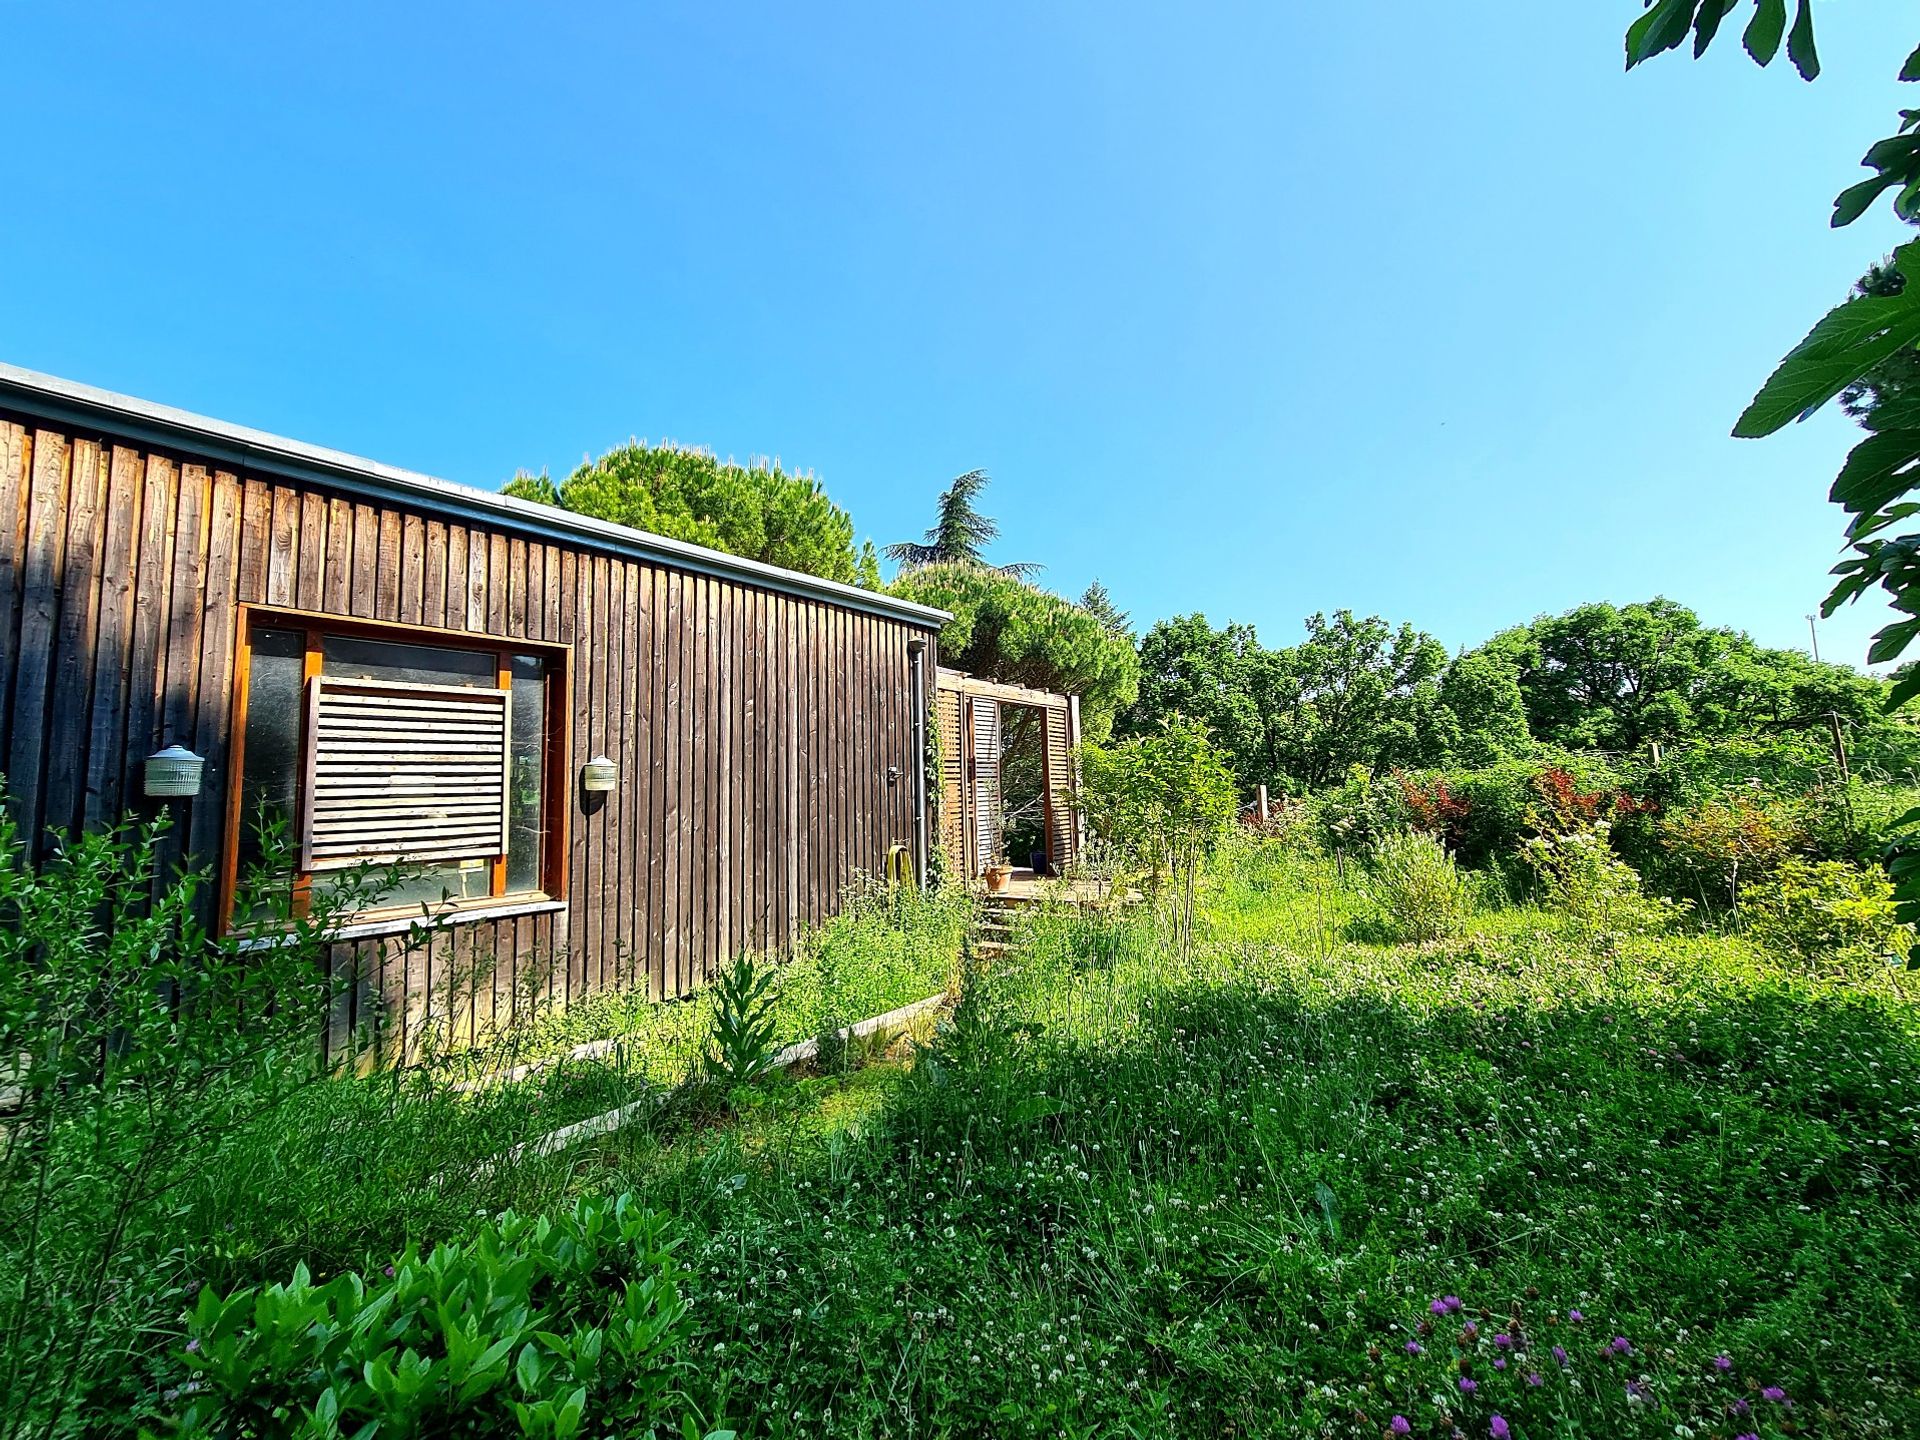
1391, 1419, 1411, 1437
1762, 1386, 1787, 1404
1525, 1372, 1543, 1387
1490, 1417, 1511, 1440
1459, 1376, 1477, 1395
1405, 1341, 1424, 1356
1493, 1333, 1513, 1349
1493, 1357, 1507, 1371
1609, 1336, 1632, 1356
1552, 1345, 1569, 1368
1567, 1308, 1583, 1323
1432, 1298, 1449, 1316
1443, 1295, 1463, 1313
1713, 1354, 1733, 1373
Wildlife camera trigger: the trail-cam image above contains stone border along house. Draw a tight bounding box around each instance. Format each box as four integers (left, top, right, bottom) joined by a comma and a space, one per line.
0, 364, 981, 1065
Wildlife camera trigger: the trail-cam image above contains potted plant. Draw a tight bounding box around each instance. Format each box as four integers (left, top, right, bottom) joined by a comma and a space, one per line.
983, 860, 1012, 893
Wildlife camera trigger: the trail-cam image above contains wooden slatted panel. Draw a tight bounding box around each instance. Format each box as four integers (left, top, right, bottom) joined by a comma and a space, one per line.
301, 677, 510, 870
971, 697, 1000, 874
1045, 703, 1075, 872
935, 683, 965, 878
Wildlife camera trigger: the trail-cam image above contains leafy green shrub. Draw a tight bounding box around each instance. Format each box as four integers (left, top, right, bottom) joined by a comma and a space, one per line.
162, 1194, 713, 1439
0, 810, 407, 1434
1312, 764, 1412, 856
703, 953, 782, 1087
1080, 716, 1237, 958
1523, 823, 1678, 940
1658, 792, 1797, 913
1745, 857, 1909, 966
1350, 830, 1470, 943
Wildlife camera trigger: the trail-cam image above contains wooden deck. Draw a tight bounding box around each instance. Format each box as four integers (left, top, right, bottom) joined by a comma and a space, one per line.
985, 869, 1131, 905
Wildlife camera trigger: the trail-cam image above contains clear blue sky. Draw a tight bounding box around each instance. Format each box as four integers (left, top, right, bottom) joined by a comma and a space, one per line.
3, 2, 1912, 665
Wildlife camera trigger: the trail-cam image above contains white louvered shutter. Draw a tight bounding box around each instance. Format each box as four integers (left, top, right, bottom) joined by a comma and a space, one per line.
299, 676, 511, 871
971, 698, 1000, 872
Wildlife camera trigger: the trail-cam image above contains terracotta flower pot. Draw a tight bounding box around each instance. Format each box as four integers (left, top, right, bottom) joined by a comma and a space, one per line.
984, 864, 1011, 894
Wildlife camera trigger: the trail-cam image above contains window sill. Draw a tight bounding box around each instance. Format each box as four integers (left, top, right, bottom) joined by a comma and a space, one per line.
234, 896, 568, 951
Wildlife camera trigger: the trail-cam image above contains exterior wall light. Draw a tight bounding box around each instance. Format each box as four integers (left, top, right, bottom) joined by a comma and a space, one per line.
582, 755, 618, 792
145, 743, 205, 798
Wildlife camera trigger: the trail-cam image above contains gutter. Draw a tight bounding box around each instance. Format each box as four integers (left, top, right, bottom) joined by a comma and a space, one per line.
0, 362, 952, 631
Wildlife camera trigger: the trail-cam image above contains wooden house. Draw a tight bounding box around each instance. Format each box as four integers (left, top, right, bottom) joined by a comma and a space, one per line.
0, 364, 955, 1061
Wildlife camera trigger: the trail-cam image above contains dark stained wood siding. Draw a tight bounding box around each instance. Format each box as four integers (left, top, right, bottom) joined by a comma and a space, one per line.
0, 411, 934, 1064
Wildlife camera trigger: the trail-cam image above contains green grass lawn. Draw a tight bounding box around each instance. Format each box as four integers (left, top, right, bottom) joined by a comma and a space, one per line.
586, 842, 1920, 1437
46, 842, 1920, 1437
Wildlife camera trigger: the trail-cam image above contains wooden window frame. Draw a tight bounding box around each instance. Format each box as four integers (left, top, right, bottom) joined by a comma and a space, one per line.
220, 604, 572, 934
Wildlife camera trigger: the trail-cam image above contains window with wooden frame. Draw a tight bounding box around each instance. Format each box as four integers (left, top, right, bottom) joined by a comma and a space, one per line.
222, 607, 570, 929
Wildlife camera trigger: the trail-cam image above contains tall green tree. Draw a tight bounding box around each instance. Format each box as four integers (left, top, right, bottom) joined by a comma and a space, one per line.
503, 444, 881, 588
1125, 611, 1471, 795
1127, 614, 1267, 783
1080, 580, 1132, 641
887, 563, 1138, 741
1268, 611, 1455, 790
1475, 598, 1894, 752
1477, 599, 1734, 751
883, 470, 1037, 577
1436, 652, 1533, 766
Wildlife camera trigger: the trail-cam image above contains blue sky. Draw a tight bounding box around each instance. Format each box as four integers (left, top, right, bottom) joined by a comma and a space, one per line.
2, 2, 1912, 665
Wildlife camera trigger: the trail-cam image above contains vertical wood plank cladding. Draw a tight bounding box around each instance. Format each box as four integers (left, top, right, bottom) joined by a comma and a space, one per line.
487, 533, 508, 636
620, 562, 642, 987
0, 424, 28, 770
782, 592, 799, 943
808, 601, 827, 926
43, 439, 107, 841
187, 472, 242, 865
507, 538, 528, 639
0, 411, 940, 1023
581, 554, 605, 995
8, 430, 70, 842
347, 504, 376, 619
151, 462, 211, 886
295, 493, 326, 611
238, 480, 272, 606
399, 513, 426, 625
753, 587, 769, 949
322, 498, 351, 613
267, 486, 298, 606
660, 567, 684, 995
466, 529, 488, 634
714, 579, 725, 971
700, 572, 720, 976
123, 456, 176, 768
375, 511, 403, 623
83, 447, 142, 829
422, 520, 448, 626
602, 558, 626, 992
635, 565, 658, 998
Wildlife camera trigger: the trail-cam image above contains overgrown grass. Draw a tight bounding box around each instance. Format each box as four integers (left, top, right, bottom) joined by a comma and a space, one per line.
29, 838, 1920, 1437
593, 842, 1920, 1435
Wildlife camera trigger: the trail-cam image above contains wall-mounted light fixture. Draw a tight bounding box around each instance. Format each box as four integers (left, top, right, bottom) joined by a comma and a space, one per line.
581, 755, 618, 792
144, 743, 205, 798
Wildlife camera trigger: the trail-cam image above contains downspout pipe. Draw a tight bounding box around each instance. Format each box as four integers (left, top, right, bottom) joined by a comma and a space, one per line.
908, 638, 930, 891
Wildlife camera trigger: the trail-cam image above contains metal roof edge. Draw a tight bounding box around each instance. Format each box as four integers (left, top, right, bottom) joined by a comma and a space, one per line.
0, 362, 951, 630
